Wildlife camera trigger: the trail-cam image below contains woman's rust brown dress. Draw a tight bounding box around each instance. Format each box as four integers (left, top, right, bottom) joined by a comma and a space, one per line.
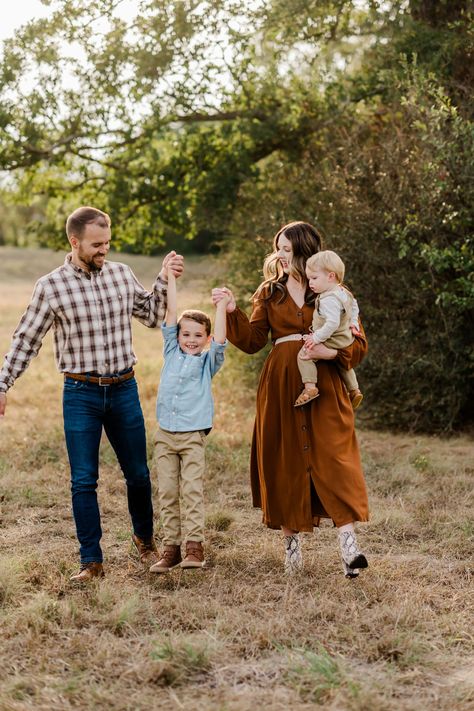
227, 287, 369, 531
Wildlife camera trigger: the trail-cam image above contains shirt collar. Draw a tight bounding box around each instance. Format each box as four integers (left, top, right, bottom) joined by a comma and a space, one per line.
64, 253, 105, 279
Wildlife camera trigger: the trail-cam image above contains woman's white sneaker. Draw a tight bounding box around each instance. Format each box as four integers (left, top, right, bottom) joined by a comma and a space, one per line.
339, 530, 368, 570
284, 534, 303, 574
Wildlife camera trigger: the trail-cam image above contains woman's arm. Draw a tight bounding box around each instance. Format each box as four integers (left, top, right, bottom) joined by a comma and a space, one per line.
303, 341, 337, 360
336, 325, 368, 370
212, 287, 270, 354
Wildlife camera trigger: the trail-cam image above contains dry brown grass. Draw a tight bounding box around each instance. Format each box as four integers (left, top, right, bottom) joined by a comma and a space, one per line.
0, 246, 473, 711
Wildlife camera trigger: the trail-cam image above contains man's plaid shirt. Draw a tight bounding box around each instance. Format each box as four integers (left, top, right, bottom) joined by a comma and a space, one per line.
0, 254, 168, 392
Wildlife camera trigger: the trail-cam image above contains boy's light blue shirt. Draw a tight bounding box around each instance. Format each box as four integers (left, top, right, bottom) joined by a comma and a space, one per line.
156, 323, 227, 432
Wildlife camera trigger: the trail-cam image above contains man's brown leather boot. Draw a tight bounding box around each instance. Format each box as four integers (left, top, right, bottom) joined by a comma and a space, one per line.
132, 534, 159, 566
69, 562, 104, 583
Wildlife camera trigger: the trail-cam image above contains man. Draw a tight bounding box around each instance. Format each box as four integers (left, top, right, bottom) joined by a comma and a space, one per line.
0, 206, 183, 582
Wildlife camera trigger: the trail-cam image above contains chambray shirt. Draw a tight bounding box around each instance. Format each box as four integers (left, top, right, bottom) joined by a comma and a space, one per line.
156, 323, 227, 432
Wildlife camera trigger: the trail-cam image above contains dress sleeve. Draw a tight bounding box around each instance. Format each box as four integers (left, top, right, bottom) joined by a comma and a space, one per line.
226, 299, 270, 354
335, 322, 368, 371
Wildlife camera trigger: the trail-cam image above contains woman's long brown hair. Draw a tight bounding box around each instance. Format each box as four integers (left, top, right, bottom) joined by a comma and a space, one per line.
255, 221, 323, 304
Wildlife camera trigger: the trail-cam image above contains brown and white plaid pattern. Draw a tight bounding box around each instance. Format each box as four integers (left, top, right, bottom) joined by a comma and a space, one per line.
0, 255, 167, 392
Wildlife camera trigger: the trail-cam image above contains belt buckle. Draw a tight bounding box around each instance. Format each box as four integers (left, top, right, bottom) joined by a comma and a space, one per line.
98, 376, 107, 386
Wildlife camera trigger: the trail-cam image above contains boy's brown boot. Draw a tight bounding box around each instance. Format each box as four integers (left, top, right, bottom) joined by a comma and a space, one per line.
149, 545, 182, 574
349, 389, 364, 410
181, 541, 205, 569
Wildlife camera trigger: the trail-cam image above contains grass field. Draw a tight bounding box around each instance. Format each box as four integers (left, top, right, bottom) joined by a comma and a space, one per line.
0, 246, 473, 711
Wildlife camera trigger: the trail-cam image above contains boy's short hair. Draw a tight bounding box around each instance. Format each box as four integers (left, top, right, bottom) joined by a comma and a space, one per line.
306, 250, 345, 283
178, 310, 211, 336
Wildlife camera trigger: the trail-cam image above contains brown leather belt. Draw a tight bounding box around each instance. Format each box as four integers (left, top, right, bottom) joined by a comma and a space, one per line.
64, 370, 134, 386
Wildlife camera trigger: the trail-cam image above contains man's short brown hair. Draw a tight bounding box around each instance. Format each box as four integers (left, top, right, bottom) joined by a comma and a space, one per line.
66, 206, 111, 239
178, 310, 212, 336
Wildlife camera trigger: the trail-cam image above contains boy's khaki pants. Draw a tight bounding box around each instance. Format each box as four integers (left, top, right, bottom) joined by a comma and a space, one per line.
154, 427, 206, 545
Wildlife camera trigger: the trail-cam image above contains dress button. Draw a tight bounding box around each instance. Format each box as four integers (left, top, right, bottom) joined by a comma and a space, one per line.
297, 311, 302, 316
303, 445, 309, 451
302, 425, 307, 431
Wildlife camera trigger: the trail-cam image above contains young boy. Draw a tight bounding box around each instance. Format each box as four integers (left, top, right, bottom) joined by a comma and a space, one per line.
150, 271, 229, 573
294, 250, 364, 410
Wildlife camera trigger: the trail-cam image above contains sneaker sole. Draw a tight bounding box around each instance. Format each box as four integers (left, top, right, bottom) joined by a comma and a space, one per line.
342, 560, 359, 579
180, 561, 205, 569
149, 561, 182, 574
347, 553, 368, 570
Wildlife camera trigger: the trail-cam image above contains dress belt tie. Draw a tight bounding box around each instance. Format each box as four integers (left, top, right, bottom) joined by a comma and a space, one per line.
64, 370, 134, 386
274, 334, 305, 345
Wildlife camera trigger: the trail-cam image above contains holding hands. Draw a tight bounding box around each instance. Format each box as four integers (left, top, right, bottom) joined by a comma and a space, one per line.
212, 287, 236, 313
159, 250, 184, 281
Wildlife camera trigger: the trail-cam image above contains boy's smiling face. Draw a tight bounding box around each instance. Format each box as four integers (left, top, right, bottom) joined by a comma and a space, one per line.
178, 318, 210, 355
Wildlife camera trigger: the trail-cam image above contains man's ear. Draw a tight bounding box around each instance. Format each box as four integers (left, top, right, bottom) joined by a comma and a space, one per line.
69, 234, 79, 249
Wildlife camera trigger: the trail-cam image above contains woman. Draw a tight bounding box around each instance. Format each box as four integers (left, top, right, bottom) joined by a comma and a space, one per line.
213, 221, 369, 577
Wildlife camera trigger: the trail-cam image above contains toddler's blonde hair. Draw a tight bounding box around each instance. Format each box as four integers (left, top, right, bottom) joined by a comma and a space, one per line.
306, 250, 345, 283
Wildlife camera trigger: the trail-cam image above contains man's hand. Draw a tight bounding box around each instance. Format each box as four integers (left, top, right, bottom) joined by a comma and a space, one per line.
0, 392, 6, 418
159, 251, 184, 281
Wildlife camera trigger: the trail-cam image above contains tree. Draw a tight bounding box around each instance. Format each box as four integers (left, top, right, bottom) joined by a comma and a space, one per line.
1, 0, 473, 430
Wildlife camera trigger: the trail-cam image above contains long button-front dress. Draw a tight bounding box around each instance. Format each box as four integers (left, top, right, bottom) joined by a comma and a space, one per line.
226, 287, 369, 531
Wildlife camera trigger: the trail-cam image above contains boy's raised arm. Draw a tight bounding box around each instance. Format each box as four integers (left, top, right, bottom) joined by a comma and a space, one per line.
213, 291, 230, 344
165, 270, 177, 326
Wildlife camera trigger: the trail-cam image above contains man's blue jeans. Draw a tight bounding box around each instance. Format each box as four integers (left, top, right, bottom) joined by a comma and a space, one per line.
63, 375, 153, 563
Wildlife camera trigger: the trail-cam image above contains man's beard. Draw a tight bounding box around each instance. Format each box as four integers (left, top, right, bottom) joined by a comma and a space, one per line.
78, 251, 104, 271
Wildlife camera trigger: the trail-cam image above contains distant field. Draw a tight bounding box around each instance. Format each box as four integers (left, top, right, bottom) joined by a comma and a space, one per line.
0, 247, 473, 711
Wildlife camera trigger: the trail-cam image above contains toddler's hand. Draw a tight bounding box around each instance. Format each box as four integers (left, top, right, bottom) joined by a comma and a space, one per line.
350, 325, 362, 337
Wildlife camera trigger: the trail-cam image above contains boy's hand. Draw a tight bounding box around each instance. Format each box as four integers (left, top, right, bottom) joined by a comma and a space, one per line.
212, 287, 236, 313
159, 251, 184, 281
0, 393, 6, 417
350, 324, 362, 337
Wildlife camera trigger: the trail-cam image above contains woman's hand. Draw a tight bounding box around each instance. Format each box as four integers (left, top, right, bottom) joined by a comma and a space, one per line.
211, 287, 236, 313
303, 341, 337, 360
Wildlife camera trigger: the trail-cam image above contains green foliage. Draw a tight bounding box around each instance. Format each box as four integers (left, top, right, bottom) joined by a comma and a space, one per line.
0, 0, 473, 431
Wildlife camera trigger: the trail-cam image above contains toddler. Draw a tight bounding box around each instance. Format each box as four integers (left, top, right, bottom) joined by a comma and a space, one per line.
150, 270, 229, 573
295, 250, 363, 410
